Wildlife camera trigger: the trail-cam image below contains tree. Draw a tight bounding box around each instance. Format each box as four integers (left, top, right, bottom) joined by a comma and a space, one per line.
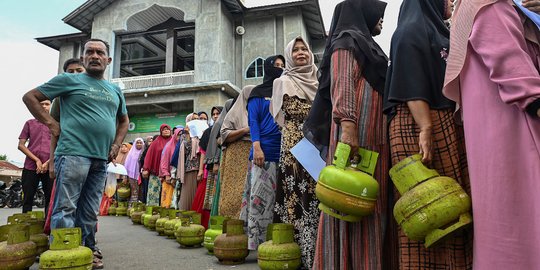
0, 154, 7, 161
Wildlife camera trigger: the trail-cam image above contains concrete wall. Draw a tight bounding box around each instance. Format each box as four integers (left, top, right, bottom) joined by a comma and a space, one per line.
239, 8, 310, 88
125, 88, 229, 115
195, 0, 235, 84
57, 43, 81, 74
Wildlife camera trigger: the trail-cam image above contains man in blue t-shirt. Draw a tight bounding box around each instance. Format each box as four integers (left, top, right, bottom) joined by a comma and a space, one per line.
23, 38, 129, 269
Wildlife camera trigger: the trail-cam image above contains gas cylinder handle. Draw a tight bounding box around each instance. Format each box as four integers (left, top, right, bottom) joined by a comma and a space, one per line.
333, 142, 351, 170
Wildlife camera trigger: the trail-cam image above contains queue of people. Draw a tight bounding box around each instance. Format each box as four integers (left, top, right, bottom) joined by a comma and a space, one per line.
19, 0, 540, 269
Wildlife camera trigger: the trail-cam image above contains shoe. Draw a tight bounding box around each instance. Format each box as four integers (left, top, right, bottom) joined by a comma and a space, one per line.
92, 256, 104, 269
93, 249, 103, 259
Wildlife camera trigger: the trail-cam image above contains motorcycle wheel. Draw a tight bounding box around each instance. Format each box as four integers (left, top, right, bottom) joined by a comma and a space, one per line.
34, 191, 45, 208
0, 196, 6, 208
7, 193, 22, 208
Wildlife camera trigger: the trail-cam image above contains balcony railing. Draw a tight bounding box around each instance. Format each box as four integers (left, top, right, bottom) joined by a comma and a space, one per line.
111, 71, 195, 91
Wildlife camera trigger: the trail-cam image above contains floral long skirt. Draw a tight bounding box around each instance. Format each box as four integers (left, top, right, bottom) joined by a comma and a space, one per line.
146, 174, 161, 206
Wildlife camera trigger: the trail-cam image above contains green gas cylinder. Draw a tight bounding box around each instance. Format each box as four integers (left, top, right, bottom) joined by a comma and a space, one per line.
316, 143, 380, 222
116, 201, 128, 216
142, 206, 157, 228
175, 217, 205, 247
390, 154, 472, 248
214, 219, 249, 265
27, 220, 49, 255
0, 224, 37, 270
156, 209, 176, 236
258, 223, 301, 270
165, 212, 183, 239
7, 213, 31, 224
204, 216, 229, 254
131, 204, 145, 224
28, 211, 45, 221
108, 202, 117, 216
147, 207, 162, 231
39, 228, 93, 270
117, 184, 130, 201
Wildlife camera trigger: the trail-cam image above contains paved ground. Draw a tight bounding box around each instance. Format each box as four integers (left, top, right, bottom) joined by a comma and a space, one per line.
0, 208, 259, 270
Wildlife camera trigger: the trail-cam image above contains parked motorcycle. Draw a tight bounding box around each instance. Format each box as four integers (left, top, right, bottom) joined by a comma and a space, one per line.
0, 180, 7, 208
0, 178, 23, 208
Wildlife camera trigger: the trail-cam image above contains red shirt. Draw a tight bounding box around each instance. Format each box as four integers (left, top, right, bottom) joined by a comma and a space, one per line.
19, 119, 51, 170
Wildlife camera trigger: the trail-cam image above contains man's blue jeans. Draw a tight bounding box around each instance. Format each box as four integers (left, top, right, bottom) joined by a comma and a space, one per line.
51, 155, 106, 251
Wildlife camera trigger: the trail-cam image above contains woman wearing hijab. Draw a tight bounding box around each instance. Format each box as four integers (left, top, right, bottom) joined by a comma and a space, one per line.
206, 101, 233, 216
202, 106, 224, 213
124, 138, 144, 207
115, 143, 131, 165
138, 135, 156, 203
384, 0, 474, 269
239, 55, 284, 251
142, 124, 172, 206
270, 39, 319, 268
159, 127, 183, 208
192, 106, 223, 228
443, 1, 540, 269
198, 111, 208, 125
303, 1, 391, 269
176, 113, 200, 210
218, 86, 253, 218
114, 142, 131, 200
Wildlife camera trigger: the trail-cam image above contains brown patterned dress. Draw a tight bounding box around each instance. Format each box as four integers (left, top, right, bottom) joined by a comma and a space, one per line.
389, 104, 473, 270
218, 140, 251, 218
312, 49, 391, 270
273, 95, 320, 268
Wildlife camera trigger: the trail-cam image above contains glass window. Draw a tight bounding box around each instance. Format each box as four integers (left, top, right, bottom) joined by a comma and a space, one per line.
118, 20, 195, 78
246, 57, 265, 79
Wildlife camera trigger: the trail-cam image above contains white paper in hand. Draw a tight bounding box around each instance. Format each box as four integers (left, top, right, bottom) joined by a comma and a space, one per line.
186, 120, 209, 138
290, 138, 326, 181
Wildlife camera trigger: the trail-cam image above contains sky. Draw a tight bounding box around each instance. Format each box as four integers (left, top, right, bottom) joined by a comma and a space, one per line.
1, 0, 400, 166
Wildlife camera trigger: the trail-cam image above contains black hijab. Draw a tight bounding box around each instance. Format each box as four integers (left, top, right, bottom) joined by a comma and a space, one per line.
303, 0, 388, 159
249, 55, 285, 99
383, 0, 454, 116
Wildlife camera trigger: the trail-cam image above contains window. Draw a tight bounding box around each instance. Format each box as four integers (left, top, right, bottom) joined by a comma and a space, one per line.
118, 19, 195, 78
245, 57, 265, 79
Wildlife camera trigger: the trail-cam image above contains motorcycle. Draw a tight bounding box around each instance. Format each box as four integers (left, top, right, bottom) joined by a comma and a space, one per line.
0, 178, 23, 208
33, 182, 45, 208
0, 180, 7, 208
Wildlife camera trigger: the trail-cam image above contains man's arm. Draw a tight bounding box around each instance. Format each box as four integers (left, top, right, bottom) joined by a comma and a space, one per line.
18, 138, 44, 173
108, 114, 129, 162
22, 89, 60, 137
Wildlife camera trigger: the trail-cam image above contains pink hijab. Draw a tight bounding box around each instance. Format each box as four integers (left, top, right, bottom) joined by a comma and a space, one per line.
159, 128, 183, 177
443, 0, 499, 103
124, 138, 144, 180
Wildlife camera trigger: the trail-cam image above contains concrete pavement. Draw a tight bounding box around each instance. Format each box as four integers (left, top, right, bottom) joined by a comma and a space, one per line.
0, 208, 259, 270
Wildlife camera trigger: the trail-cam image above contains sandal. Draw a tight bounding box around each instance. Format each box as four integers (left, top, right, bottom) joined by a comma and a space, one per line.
93, 249, 103, 259
92, 256, 104, 269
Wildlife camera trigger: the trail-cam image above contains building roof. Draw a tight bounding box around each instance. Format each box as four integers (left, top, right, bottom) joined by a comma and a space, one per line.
35, 32, 89, 51
59, 0, 325, 39
0, 161, 21, 171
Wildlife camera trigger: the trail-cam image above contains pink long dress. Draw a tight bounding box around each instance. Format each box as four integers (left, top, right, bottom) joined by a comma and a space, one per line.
455, 3, 540, 269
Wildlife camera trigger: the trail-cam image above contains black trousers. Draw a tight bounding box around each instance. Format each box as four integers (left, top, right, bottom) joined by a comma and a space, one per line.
21, 168, 53, 215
